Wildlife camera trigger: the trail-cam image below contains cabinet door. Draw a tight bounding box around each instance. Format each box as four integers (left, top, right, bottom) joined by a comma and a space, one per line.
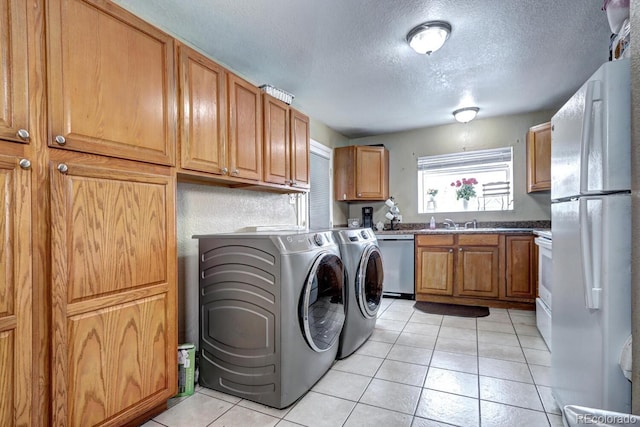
263, 94, 289, 185
290, 109, 310, 189
527, 122, 551, 192
50, 159, 176, 426
0, 153, 32, 425
46, 0, 176, 165
505, 235, 537, 300
178, 44, 227, 175
355, 146, 388, 199
228, 73, 262, 181
416, 246, 454, 296
456, 246, 500, 298
0, 0, 30, 143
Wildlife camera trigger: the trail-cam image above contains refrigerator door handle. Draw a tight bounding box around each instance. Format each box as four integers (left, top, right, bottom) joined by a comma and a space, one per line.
579, 198, 601, 309
579, 80, 602, 195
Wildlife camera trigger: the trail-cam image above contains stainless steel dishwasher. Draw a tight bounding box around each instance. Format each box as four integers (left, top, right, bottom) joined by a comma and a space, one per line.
376, 234, 415, 299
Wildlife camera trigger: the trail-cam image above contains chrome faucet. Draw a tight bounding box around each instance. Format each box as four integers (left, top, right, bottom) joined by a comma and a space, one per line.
443, 218, 458, 229
464, 219, 478, 229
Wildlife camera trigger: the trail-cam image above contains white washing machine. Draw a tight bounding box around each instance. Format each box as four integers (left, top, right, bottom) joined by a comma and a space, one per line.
333, 228, 384, 359
194, 230, 345, 408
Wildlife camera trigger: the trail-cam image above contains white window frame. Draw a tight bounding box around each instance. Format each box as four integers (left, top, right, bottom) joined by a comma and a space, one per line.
304, 139, 333, 228
417, 147, 514, 214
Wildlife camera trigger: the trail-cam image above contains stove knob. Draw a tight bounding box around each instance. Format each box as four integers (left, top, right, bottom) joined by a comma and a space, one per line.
313, 234, 325, 246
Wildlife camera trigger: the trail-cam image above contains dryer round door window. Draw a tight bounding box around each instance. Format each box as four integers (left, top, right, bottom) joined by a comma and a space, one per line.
357, 246, 384, 318
300, 252, 346, 352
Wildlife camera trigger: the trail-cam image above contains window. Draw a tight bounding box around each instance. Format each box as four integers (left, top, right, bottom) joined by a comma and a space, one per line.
417, 147, 513, 213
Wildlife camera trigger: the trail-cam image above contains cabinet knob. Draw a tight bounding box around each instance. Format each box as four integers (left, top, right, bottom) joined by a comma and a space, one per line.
19, 158, 31, 169
57, 163, 68, 174
221, 167, 228, 174
290, 180, 296, 186
232, 169, 239, 176
449, 249, 453, 253
357, 193, 362, 197
459, 248, 463, 252
17, 129, 30, 141
54, 135, 66, 145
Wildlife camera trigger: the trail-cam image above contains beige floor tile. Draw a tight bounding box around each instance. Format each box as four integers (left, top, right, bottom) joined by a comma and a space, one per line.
238, 399, 293, 418
509, 313, 537, 326
480, 400, 548, 427
375, 318, 408, 332
435, 336, 478, 356
430, 350, 478, 374
537, 385, 562, 415
477, 330, 520, 347
478, 357, 533, 383
312, 370, 371, 401
438, 326, 477, 341
514, 323, 543, 337
153, 393, 233, 427
441, 316, 477, 330
368, 328, 401, 343
548, 413, 565, 427
476, 319, 516, 334
411, 417, 461, 427
523, 347, 552, 367
482, 312, 512, 324
140, 421, 164, 427
395, 332, 437, 349
518, 335, 550, 351
402, 322, 441, 337
284, 392, 356, 427
415, 389, 479, 427
355, 340, 393, 358
379, 309, 413, 321
332, 354, 384, 377
359, 378, 421, 415
478, 342, 526, 363
424, 367, 479, 398
198, 387, 243, 404
374, 359, 429, 387
343, 403, 413, 427
409, 312, 444, 326
386, 344, 432, 365
209, 406, 279, 427
529, 364, 552, 387
479, 376, 544, 411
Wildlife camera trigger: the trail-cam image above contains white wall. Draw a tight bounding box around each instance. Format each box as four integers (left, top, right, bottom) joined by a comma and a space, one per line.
176, 183, 297, 345
343, 111, 554, 226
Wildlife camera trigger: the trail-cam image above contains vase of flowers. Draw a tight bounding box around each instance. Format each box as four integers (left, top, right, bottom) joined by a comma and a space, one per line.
427, 188, 438, 201
451, 178, 478, 207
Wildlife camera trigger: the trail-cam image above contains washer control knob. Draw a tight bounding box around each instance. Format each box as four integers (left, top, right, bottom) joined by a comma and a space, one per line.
313, 234, 325, 246
360, 230, 369, 239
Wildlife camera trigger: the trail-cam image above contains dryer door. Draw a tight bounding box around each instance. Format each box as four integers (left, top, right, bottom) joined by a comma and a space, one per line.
356, 245, 384, 318
300, 252, 346, 352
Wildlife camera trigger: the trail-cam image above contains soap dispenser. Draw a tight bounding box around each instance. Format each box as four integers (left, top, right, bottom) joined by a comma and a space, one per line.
429, 216, 436, 230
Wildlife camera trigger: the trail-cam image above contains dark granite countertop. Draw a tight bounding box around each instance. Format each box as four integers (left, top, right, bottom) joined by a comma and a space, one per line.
372, 221, 551, 236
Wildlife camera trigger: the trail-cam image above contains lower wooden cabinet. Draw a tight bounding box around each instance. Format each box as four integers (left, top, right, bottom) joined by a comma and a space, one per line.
49, 154, 177, 426
0, 152, 32, 426
416, 233, 534, 308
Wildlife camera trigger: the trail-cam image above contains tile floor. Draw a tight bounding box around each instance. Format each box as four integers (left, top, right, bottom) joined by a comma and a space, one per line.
142, 298, 562, 427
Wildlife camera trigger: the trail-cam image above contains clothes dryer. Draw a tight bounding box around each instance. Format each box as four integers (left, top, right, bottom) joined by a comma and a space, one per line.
194, 230, 345, 409
333, 228, 384, 359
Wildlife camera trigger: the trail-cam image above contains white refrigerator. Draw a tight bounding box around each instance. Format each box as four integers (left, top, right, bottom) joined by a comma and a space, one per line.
550, 58, 631, 414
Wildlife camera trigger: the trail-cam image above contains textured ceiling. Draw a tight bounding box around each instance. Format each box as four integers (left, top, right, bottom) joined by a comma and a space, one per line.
113, 0, 612, 138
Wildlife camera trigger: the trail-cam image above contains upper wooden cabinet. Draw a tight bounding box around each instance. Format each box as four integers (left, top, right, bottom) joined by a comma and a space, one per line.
227, 73, 262, 181
262, 94, 310, 190
49, 154, 177, 426
0, 0, 31, 143
527, 122, 551, 192
45, 0, 176, 165
0, 151, 32, 426
334, 145, 389, 201
178, 44, 227, 175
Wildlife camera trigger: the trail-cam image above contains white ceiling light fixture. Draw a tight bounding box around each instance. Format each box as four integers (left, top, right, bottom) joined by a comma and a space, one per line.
453, 107, 479, 123
406, 21, 452, 55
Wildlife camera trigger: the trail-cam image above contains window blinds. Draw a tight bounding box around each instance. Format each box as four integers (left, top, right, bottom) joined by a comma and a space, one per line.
417, 147, 512, 171
309, 151, 331, 229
